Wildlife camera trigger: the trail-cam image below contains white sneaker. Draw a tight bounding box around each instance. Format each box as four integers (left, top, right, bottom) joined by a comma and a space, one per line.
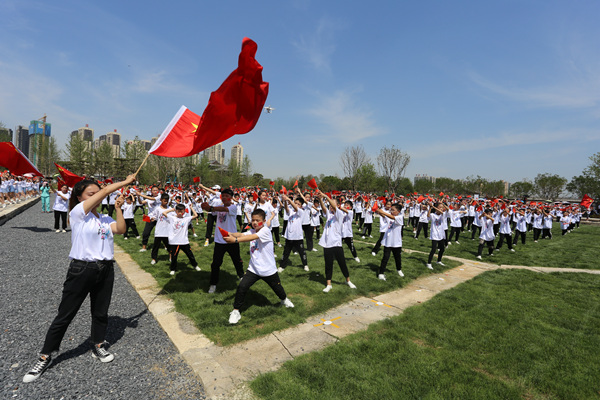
274, 254, 277, 258
62, 229, 67, 233
208, 285, 216, 294
447, 242, 451, 246
312, 248, 318, 252
150, 260, 156, 265
323, 285, 332, 293
139, 248, 147, 252
426, 264, 433, 270
204, 239, 209, 247
398, 270, 404, 277
347, 281, 357, 289
510, 249, 515, 252
354, 257, 360, 263
476, 255, 482, 260
124, 237, 128, 240
361, 236, 365, 239
293, 252, 298, 255
55, 229, 60, 233
136, 236, 140, 239
169, 270, 175, 276
193, 233, 198, 237
437, 261, 445, 266
229, 309, 241, 324
282, 298, 295, 308
304, 265, 309, 272
371, 252, 376, 256
277, 267, 284, 273
277, 243, 282, 247
378, 274, 386, 281
195, 266, 201, 271
369, 235, 373, 238
455, 241, 460, 244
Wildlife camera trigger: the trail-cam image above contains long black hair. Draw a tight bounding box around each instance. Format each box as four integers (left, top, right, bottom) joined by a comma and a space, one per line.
69, 179, 101, 211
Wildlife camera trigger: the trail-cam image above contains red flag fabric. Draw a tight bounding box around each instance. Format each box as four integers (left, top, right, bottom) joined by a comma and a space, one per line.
55, 163, 84, 187
104, 178, 113, 184
142, 215, 152, 223
417, 195, 425, 203
281, 185, 287, 195
307, 178, 318, 189
581, 194, 594, 208
372, 202, 379, 212
293, 180, 298, 187
0, 142, 43, 176
149, 38, 269, 158
193, 177, 200, 183
439, 192, 444, 196
57, 178, 66, 189
269, 180, 274, 186
218, 227, 230, 238
252, 192, 258, 201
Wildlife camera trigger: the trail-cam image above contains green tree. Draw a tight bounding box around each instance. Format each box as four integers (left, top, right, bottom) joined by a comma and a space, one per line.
355, 163, 378, 192
567, 152, 600, 200
123, 138, 147, 177
241, 155, 252, 186
94, 141, 114, 178
0, 121, 11, 142
66, 134, 93, 175
340, 145, 370, 191
481, 180, 505, 198
510, 180, 534, 199
38, 136, 61, 176
396, 177, 414, 196
414, 178, 434, 194
376, 145, 410, 194
534, 173, 567, 201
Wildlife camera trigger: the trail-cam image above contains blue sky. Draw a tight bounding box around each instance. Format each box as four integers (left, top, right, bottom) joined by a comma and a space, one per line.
1, 0, 599, 184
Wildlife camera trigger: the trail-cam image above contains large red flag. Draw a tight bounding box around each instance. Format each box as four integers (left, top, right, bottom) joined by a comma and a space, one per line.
0, 142, 43, 176
149, 38, 269, 158
581, 194, 594, 208
54, 163, 84, 187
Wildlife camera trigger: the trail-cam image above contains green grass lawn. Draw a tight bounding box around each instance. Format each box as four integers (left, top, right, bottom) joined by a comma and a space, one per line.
115, 214, 460, 345
250, 269, 600, 400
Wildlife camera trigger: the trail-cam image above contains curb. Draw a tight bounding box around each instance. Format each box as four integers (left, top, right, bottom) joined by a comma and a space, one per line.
0, 197, 41, 226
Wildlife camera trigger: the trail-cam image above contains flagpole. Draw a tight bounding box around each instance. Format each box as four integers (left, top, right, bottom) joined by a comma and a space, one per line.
134, 153, 151, 177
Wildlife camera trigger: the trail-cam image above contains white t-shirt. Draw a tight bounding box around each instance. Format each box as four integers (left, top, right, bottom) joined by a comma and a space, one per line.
167, 215, 192, 245
122, 202, 135, 219
214, 203, 238, 244
53, 191, 70, 212
69, 202, 115, 261
341, 209, 354, 238
319, 207, 345, 248
499, 214, 512, 234
151, 206, 171, 237
429, 213, 445, 241
449, 210, 462, 228
245, 227, 277, 277
479, 217, 495, 241
146, 195, 161, 215
283, 205, 304, 240
383, 214, 404, 248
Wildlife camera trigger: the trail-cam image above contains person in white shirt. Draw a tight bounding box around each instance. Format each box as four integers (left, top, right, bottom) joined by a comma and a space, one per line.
341, 200, 360, 262
270, 198, 282, 246
23, 174, 136, 383
494, 208, 515, 252
371, 201, 390, 256
447, 205, 466, 244
375, 203, 405, 280
427, 204, 446, 269
52, 184, 70, 232
476, 209, 496, 259
149, 194, 172, 264
203, 184, 222, 246
278, 193, 309, 272
560, 210, 571, 235
121, 195, 140, 240
162, 203, 199, 275
315, 191, 357, 293
200, 187, 245, 293
414, 204, 429, 239
138, 185, 161, 252
224, 209, 294, 324
542, 209, 553, 239
512, 209, 527, 245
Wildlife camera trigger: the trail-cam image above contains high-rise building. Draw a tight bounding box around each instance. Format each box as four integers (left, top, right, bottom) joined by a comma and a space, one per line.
14, 125, 29, 157
231, 142, 243, 166
28, 118, 51, 168
71, 124, 94, 152
206, 143, 224, 164
95, 129, 121, 158
414, 174, 436, 186
126, 139, 152, 151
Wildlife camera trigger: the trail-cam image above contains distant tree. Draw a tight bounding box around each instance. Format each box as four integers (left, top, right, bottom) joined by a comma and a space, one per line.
38, 137, 61, 176
396, 177, 414, 196
510, 180, 534, 199
534, 173, 567, 201
0, 121, 11, 142
567, 152, 600, 200
414, 178, 434, 194
355, 163, 378, 193
319, 175, 342, 191
94, 141, 114, 178
340, 145, 370, 191
241, 155, 252, 186
376, 145, 410, 194
481, 180, 505, 198
463, 175, 486, 194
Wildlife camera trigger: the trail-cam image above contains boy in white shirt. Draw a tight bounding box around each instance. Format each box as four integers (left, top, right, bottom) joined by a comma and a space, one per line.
121, 195, 140, 240
375, 203, 405, 280
149, 194, 172, 265
162, 203, 199, 275
224, 209, 294, 324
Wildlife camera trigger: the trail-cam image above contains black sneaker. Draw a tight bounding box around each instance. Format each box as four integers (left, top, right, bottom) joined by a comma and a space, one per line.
23, 354, 52, 383
91, 341, 115, 363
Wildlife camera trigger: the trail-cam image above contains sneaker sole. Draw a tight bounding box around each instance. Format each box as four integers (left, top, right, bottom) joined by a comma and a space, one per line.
92, 352, 115, 363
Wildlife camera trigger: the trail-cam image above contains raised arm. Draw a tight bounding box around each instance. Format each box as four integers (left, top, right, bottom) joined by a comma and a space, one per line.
83, 174, 136, 215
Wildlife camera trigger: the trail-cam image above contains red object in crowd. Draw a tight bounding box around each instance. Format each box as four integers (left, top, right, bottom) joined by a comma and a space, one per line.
252, 192, 258, 201
218, 227, 229, 237
417, 195, 425, 203
193, 177, 200, 183
293, 180, 298, 187
55, 163, 84, 187
0, 142, 43, 177
307, 178, 318, 189
142, 215, 152, 223
372, 202, 379, 212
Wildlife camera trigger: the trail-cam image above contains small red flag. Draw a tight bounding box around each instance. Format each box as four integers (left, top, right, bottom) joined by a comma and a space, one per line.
218, 227, 229, 237
193, 177, 200, 183
372, 202, 379, 212
0, 142, 43, 177
57, 178, 66, 189
439, 192, 444, 196
149, 38, 269, 158
104, 178, 113, 184
307, 178, 318, 189
269, 180, 274, 186
55, 163, 84, 187
417, 195, 425, 203
293, 180, 298, 187
581, 194, 594, 208
252, 192, 258, 201
143, 215, 152, 223
281, 185, 287, 194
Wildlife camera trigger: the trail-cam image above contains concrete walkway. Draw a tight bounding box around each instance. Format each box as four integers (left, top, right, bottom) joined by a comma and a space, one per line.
113, 244, 600, 400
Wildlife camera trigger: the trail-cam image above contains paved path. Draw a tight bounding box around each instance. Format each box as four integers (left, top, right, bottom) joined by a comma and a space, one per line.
0, 195, 205, 400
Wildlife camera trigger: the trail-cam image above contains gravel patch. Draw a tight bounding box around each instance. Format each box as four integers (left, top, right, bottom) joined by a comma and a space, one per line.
0, 196, 205, 399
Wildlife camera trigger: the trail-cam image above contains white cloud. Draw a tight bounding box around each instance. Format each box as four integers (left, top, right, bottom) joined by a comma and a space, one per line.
293, 17, 344, 72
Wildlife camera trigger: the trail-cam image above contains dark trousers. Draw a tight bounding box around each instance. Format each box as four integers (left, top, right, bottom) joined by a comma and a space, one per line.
428, 240, 445, 263
282, 220, 288, 236
210, 243, 244, 285
448, 226, 461, 242
467, 216, 474, 231
151, 236, 170, 261
134, 205, 144, 215
233, 270, 286, 310
141, 220, 157, 246
372, 232, 385, 254
478, 239, 495, 256
314, 226, 321, 240
170, 244, 197, 271
54, 210, 67, 230
460, 217, 467, 231
493, 224, 499, 236
205, 214, 216, 240
272, 226, 281, 244
513, 230, 526, 245
379, 246, 402, 275
361, 223, 372, 237
533, 228, 542, 241
41, 260, 114, 354
303, 224, 314, 251
542, 228, 552, 239
343, 236, 358, 258
236, 215, 243, 230
415, 222, 428, 238
496, 233, 513, 250
280, 239, 308, 269
471, 225, 481, 239
324, 247, 349, 281
107, 204, 115, 218
124, 218, 139, 238
101, 204, 109, 213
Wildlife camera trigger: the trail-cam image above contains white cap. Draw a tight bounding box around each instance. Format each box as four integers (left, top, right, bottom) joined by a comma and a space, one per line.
212, 185, 221, 190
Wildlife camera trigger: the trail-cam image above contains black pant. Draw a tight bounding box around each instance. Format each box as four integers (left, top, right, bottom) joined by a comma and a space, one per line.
372, 232, 385, 254
467, 216, 474, 231
303, 224, 314, 251
124, 218, 139, 238
170, 244, 197, 271
361, 223, 372, 237
428, 240, 445, 263
54, 210, 67, 230
448, 226, 461, 242
107, 204, 115, 218
205, 214, 216, 240
493, 223, 499, 236
314, 226, 321, 240
542, 228, 552, 239
236, 215, 243, 230
272, 226, 281, 244
533, 228, 542, 241
280, 239, 308, 269
141, 220, 157, 246
495, 233, 513, 250
478, 239, 495, 256
324, 247, 349, 281
343, 236, 358, 258
379, 246, 402, 275
460, 217, 467, 232
233, 271, 286, 310
513, 230, 526, 245
210, 243, 244, 285
151, 236, 170, 261
282, 220, 288, 236
415, 222, 428, 238
41, 260, 114, 354
471, 225, 481, 239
